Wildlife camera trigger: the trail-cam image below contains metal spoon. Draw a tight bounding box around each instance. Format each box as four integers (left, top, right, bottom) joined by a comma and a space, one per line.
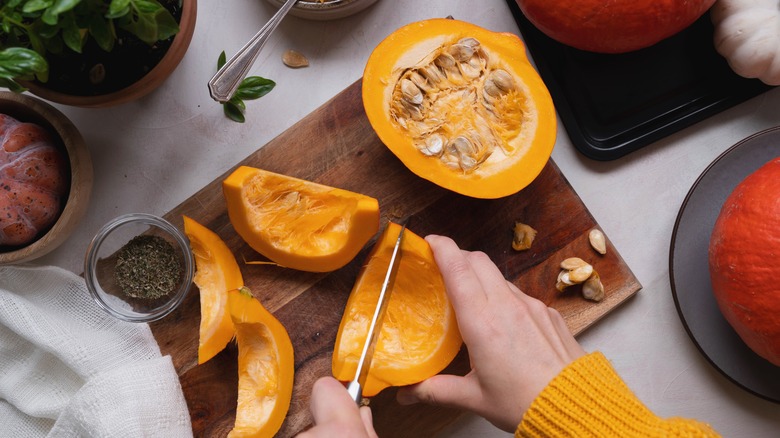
208, 0, 298, 103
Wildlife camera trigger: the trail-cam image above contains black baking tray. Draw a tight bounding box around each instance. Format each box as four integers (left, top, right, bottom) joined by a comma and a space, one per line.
505, 0, 774, 161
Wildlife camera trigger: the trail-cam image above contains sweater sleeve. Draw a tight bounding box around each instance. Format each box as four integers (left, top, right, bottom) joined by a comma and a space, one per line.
516, 352, 720, 438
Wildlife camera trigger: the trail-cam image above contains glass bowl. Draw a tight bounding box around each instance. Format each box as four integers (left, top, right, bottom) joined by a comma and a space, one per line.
84, 213, 194, 323
266, 0, 378, 20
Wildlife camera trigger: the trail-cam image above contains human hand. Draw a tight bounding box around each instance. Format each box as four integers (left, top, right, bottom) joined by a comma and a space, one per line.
296, 376, 378, 438
396, 234, 586, 432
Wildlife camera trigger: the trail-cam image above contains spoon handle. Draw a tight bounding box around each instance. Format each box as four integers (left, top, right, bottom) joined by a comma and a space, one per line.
208, 0, 298, 103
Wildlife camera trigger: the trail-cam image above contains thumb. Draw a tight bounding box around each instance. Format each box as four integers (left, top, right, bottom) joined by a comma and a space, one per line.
397, 374, 479, 411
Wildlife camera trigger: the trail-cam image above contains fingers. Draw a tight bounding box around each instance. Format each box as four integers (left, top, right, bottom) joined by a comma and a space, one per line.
308, 377, 364, 428
359, 407, 378, 438
396, 374, 481, 412
426, 235, 489, 311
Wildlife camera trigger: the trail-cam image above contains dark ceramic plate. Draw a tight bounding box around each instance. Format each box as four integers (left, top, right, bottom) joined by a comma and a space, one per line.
505, 0, 773, 161
669, 126, 780, 403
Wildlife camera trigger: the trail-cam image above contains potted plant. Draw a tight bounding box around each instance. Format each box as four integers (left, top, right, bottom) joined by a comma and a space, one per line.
0, 0, 196, 107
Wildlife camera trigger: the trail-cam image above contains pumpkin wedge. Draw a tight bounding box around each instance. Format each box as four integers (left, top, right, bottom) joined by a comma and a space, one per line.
228, 287, 294, 438
362, 18, 556, 199
332, 222, 463, 396
223, 166, 380, 272
183, 216, 243, 364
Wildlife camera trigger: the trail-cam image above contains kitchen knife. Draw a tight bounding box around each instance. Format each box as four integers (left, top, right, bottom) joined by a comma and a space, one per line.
346, 221, 407, 405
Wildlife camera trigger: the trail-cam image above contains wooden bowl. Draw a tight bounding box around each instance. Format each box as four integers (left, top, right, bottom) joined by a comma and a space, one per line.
22, 0, 197, 108
0, 92, 93, 264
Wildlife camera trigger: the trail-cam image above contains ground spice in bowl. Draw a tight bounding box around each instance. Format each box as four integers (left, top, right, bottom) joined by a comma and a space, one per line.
115, 235, 183, 300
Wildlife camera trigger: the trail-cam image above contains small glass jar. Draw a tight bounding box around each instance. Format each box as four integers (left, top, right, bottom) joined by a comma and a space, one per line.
266, 0, 379, 20
84, 213, 194, 323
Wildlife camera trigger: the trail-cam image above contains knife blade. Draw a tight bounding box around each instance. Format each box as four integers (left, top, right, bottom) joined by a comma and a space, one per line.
346, 221, 407, 405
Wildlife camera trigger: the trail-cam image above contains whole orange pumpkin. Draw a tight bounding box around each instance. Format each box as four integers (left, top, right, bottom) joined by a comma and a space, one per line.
516, 0, 716, 53
708, 157, 780, 366
0, 114, 69, 247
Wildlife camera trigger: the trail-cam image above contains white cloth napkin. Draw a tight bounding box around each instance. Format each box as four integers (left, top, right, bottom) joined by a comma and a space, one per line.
0, 265, 192, 437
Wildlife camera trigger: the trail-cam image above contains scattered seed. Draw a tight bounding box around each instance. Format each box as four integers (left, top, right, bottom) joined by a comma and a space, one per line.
282, 50, 309, 68
589, 228, 607, 255
512, 222, 537, 251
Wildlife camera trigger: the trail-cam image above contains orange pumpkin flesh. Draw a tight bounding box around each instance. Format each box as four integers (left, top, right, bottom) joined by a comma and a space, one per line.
228, 287, 294, 438
709, 157, 780, 366
332, 222, 463, 396
516, 0, 716, 54
0, 114, 69, 247
362, 18, 556, 199
223, 166, 380, 272
183, 215, 243, 364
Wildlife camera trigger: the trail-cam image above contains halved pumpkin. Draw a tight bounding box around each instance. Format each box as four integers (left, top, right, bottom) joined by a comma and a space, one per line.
362, 18, 556, 199
182, 215, 243, 364
228, 287, 294, 438
223, 166, 380, 272
332, 222, 463, 397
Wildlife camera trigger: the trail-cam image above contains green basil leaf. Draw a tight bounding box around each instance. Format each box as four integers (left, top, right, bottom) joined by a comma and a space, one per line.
105, 5, 131, 19
154, 8, 179, 40
35, 21, 61, 39
0, 77, 28, 93
223, 101, 246, 123
234, 76, 275, 100
133, 0, 163, 14
89, 16, 114, 52
60, 13, 83, 53
23, 0, 54, 13
41, 7, 58, 25
49, 0, 82, 15
122, 11, 158, 44
107, 0, 131, 18
0, 47, 48, 78
8, 0, 25, 9
218, 51, 226, 70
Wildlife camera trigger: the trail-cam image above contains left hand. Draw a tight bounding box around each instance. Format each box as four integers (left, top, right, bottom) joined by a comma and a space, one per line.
296, 376, 378, 438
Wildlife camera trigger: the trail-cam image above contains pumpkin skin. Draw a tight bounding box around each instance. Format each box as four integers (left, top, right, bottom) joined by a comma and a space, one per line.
708, 157, 780, 366
516, 0, 716, 54
0, 114, 69, 247
362, 19, 556, 199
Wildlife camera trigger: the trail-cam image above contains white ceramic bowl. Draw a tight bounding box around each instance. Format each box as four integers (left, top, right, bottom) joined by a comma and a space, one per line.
266, 0, 378, 20
84, 213, 194, 323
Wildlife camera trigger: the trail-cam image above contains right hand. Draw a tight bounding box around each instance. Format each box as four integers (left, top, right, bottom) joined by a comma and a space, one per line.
396, 234, 586, 432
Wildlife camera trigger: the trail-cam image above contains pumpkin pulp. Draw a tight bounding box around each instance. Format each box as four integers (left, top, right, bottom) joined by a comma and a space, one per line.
227, 287, 294, 438
182, 215, 242, 364
332, 222, 463, 397
223, 166, 380, 272
362, 18, 556, 199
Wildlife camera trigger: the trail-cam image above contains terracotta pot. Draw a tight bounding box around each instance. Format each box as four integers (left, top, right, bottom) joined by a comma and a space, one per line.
24, 0, 197, 108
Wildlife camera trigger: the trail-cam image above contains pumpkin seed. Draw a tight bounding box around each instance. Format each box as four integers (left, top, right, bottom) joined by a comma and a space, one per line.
589, 228, 607, 255
389, 36, 528, 174
282, 50, 309, 68
582, 271, 605, 302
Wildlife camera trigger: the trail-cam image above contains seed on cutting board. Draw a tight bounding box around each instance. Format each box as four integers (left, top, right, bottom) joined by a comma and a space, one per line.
512, 222, 537, 251
582, 271, 605, 302
282, 50, 309, 68
589, 228, 607, 255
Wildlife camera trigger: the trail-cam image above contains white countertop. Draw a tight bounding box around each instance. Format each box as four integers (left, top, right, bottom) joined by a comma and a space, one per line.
35, 0, 779, 436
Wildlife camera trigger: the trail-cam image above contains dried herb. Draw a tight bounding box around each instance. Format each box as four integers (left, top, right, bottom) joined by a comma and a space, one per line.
115, 234, 182, 300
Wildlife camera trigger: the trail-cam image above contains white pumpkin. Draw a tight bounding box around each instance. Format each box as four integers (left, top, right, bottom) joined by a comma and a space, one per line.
711, 0, 780, 86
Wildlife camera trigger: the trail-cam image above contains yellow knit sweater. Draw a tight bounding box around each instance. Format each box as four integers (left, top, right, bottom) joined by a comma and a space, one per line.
516, 352, 720, 437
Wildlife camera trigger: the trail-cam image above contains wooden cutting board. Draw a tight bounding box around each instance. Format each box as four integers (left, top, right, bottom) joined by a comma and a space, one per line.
154, 79, 641, 437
